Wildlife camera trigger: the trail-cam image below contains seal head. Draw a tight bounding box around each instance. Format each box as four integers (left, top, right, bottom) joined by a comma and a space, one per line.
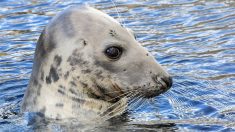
21, 6, 172, 123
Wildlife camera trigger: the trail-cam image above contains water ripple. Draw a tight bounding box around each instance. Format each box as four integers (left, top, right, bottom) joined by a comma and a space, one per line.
0, 0, 235, 131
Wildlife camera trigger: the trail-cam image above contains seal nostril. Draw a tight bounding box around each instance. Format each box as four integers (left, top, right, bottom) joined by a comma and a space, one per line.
162, 76, 173, 88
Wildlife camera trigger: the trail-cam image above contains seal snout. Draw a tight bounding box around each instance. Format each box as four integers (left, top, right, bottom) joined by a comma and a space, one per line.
153, 75, 172, 90
143, 75, 173, 98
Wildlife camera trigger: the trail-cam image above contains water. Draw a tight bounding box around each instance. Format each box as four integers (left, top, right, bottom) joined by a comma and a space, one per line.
0, 0, 235, 131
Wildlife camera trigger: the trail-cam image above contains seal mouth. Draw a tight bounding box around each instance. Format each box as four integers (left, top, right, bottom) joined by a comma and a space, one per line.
89, 76, 172, 102
88, 81, 126, 103
142, 86, 169, 99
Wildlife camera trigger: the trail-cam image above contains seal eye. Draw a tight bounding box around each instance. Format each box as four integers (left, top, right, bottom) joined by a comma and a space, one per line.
105, 46, 122, 60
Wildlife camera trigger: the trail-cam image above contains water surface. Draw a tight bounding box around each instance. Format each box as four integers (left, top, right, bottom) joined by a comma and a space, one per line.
0, 0, 235, 131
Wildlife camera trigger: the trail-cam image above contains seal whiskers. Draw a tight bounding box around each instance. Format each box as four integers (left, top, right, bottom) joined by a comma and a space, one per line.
97, 90, 138, 121
128, 95, 143, 109
99, 97, 128, 121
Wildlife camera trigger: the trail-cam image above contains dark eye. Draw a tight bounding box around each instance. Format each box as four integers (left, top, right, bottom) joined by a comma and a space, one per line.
104, 46, 122, 60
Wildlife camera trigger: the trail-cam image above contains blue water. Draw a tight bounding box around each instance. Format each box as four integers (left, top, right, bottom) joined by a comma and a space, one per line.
0, 0, 235, 131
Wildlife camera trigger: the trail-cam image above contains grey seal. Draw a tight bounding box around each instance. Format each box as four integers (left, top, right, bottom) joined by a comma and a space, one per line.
21, 5, 172, 123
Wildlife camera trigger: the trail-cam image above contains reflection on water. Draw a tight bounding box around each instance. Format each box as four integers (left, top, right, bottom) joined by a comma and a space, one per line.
0, 0, 235, 131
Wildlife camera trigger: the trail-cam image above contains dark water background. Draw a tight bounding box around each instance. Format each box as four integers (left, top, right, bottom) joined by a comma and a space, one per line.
0, 0, 235, 131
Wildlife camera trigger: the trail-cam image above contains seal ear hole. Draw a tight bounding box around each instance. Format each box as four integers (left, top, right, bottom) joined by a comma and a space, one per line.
146, 53, 149, 56
83, 40, 87, 46
123, 69, 126, 72
150, 71, 152, 74
104, 46, 123, 60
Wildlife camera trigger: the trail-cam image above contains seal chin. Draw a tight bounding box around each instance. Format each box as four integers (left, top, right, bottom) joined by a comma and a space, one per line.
142, 87, 169, 98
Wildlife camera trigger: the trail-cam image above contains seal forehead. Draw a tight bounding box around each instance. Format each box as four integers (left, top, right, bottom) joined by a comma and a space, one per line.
68, 6, 122, 36
45, 6, 124, 49
46, 8, 75, 38
70, 6, 119, 24
46, 5, 133, 49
